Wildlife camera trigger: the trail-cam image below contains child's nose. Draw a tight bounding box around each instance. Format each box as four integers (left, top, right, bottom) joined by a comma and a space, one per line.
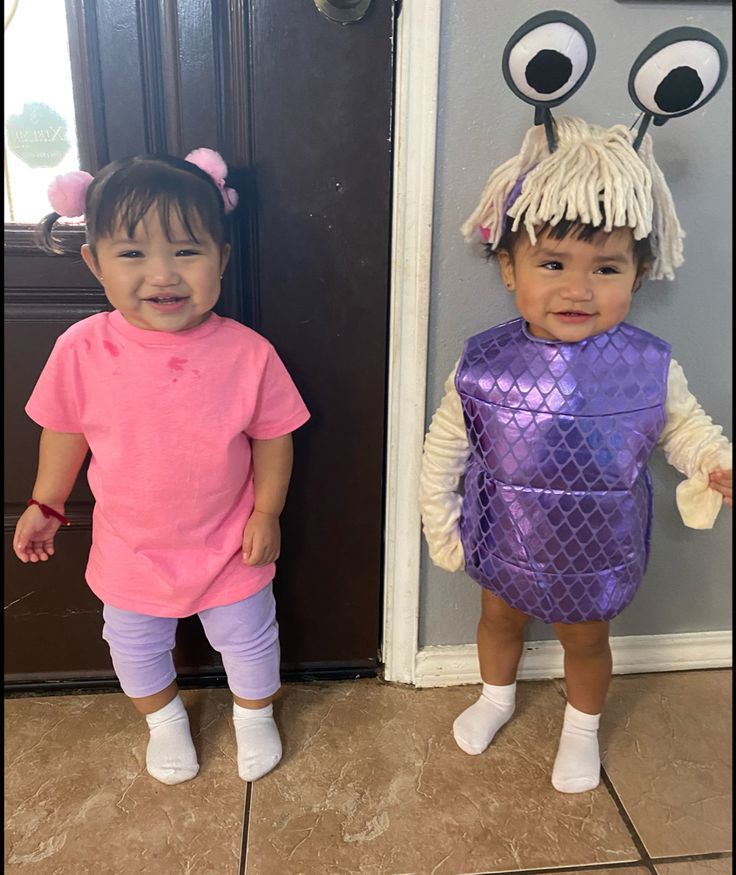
147, 261, 180, 286
562, 274, 593, 300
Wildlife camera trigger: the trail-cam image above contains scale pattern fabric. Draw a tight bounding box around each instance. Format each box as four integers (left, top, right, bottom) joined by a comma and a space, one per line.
456, 318, 670, 623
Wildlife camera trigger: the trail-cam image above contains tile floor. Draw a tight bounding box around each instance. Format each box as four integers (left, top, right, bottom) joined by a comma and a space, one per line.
4, 669, 732, 874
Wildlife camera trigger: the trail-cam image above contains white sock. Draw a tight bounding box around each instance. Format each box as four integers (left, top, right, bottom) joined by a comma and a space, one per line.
552, 702, 601, 793
144, 695, 199, 785
452, 682, 516, 755
233, 702, 282, 781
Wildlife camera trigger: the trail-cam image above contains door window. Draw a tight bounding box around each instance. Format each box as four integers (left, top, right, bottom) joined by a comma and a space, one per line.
4, 0, 81, 223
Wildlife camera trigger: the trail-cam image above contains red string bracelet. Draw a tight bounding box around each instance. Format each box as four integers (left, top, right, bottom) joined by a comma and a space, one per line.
27, 499, 71, 527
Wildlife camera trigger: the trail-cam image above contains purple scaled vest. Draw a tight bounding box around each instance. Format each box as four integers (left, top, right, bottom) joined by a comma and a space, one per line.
456, 318, 670, 623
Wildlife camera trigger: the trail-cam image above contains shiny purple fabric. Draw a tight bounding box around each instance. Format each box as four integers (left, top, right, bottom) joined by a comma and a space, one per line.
456, 318, 670, 623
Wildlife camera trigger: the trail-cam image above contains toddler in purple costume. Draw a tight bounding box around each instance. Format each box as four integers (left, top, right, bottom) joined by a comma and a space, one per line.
419, 14, 732, 793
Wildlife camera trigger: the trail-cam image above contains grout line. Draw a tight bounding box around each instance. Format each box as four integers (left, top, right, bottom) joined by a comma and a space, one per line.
238, 781, 253, 875
650, 852, 733, 865
476, 851, 734, 875
551, 682, 655, 872
598, 769, 655, 870
536, 682, 656, 874
466, 860, 650, 874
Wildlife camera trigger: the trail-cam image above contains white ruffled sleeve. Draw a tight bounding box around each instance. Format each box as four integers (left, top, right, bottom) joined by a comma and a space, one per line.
418, 362, 470, 572
657, 358, 733, 529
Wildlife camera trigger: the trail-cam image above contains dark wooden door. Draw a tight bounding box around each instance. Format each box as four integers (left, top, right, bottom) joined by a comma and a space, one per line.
4, 0, 395, 688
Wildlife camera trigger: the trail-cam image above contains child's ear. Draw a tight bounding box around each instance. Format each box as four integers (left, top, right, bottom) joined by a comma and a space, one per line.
80, 245, 102, 283
633, 262, 651, 293
220, 243, 232, 275
497, 249, 515, 292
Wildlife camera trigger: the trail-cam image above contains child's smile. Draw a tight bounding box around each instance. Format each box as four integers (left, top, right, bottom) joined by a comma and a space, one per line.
144, 295, 189, 312
82, 210, 230, 333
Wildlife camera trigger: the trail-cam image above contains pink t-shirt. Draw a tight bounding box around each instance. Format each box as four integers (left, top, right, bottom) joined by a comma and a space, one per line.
26, 310, 310, 617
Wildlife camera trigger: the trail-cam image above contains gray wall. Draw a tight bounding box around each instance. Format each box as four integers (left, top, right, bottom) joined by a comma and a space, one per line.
420, 0, 732, 646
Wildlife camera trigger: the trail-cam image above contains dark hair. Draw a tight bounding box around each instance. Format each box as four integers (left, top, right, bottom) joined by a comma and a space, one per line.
487, 214, 653, 277
36, 154, 230, 257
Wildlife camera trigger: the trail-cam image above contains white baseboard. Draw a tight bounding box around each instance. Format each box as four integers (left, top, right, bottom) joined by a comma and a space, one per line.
414, 631, 732, 688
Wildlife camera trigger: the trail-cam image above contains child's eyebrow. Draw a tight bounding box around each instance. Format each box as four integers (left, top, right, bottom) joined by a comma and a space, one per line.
108, 237, 199, 245
535, 248, 631, 265
591, 253, 632, 264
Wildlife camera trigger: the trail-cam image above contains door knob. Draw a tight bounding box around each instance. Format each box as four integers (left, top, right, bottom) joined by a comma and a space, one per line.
313, 0, 372, 24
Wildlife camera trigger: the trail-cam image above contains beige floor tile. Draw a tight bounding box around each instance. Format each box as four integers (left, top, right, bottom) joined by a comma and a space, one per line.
655, 858, 733, 874
245, 679, 639, 875
5, 689, 245, 874
601, 670, 732, 857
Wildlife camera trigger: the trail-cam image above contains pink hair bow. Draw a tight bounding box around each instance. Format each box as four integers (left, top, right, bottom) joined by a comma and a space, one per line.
185, 148, 239, 214
47, 170, 94, 221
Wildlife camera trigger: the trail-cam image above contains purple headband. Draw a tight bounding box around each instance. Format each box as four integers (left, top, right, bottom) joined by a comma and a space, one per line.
47, 148, 238, 220
478, 170, 530, 243
502, 172, 529, 218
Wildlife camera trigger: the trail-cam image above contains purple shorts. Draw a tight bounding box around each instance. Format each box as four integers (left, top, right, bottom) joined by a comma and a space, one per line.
102, 583, 280, 699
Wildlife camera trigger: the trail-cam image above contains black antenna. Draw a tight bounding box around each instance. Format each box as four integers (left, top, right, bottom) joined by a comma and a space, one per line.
632, 113, 653, 152
534, 106, 557, 153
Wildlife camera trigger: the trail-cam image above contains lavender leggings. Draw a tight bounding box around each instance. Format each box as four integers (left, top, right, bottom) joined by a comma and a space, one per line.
102, 583, 280, 700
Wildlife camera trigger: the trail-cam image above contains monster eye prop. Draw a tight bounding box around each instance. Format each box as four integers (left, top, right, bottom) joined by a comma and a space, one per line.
628, 27, 729, 150
502, 10, 596, 153
464, 13, 729, 281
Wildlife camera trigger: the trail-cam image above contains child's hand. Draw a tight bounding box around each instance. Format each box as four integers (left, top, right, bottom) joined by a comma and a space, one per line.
709, 469, 733, 508
13, 505, 63, 563
242, 510, 281, 566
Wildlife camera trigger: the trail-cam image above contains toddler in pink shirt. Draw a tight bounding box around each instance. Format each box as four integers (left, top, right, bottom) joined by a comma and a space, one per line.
13, 149, 309, 785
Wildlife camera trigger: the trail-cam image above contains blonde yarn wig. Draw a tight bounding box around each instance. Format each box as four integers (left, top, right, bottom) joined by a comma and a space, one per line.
461, 116, 685, 281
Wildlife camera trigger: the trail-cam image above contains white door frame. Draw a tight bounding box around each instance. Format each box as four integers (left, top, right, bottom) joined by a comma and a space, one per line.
382, 2, 441, 684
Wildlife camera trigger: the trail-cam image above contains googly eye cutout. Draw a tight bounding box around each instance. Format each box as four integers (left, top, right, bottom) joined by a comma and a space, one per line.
502, 11, 596, 109
629, 27, 728, 150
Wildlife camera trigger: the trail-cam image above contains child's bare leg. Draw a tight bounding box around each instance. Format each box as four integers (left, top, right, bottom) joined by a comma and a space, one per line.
232, 694, 275, 709
554, 620, 612, 714
551, 620, 611, 793
453, 590, 530, 755
477, 590, 531, 684
130, 680, 179, 715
